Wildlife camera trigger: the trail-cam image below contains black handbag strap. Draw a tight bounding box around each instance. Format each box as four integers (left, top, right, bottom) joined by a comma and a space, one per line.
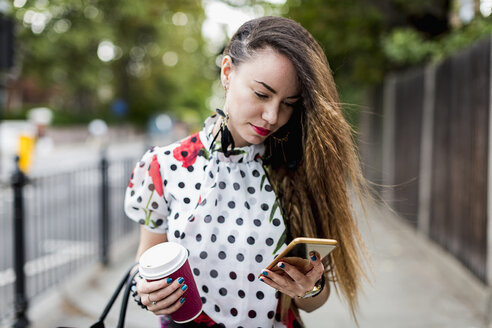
90, 263, 138, 328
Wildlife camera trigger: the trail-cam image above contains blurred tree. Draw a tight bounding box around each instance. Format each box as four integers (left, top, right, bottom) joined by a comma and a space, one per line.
9, 0, 215, 125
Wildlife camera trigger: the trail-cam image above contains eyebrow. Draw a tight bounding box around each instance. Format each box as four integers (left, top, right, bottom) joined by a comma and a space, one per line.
254, 80, 301, 99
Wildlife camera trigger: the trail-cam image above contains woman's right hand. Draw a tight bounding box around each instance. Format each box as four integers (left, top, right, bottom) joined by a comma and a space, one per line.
137, 276, 188, 315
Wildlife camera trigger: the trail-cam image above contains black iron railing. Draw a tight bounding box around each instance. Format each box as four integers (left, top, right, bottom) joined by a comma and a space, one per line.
0, 153, 138, 327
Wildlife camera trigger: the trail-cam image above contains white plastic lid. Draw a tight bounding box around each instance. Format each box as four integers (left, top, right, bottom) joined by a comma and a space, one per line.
139, 242, 188, 280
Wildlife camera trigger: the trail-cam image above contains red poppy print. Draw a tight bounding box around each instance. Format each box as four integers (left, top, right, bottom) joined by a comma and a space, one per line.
173, 133, 205, 168
148, 154, 163, 197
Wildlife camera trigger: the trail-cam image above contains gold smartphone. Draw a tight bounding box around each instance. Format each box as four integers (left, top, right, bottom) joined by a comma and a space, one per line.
261, 237, 338, 276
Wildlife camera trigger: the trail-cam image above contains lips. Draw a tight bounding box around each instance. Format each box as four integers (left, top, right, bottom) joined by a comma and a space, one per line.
251, 124, 271, 136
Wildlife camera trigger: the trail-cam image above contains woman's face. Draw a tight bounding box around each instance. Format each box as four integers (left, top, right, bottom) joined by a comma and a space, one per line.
221, 47, 300, 147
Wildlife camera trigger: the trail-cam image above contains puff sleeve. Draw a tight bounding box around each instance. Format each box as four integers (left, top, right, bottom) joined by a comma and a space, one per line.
124, 149, 170, 234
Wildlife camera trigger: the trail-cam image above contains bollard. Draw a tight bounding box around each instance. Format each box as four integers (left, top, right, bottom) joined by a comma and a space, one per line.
100, 150, 109, 266
11, 156, 29, 328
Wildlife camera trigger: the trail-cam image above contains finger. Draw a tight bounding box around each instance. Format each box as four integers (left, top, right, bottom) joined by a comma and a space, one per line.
137, 277, 172, 295
155, 295, 186, 315
139, 277, 174, 307
275, 261, 308, 287
149, 279, 188, 312
307, 251, 325, 280
259, 274, 296, 298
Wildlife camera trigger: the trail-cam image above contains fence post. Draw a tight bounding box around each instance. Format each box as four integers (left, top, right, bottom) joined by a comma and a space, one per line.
100, 149, 109, 266
11, 156, 29, 328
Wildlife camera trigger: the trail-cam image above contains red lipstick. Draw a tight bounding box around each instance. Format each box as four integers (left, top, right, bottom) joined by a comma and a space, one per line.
251, 124, 271, 136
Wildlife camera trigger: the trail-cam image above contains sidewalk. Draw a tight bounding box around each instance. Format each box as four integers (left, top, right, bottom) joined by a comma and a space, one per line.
22, 200, 491, 328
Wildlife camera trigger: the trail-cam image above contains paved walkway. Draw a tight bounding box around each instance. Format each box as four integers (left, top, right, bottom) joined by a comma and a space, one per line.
12, 199, 491, 328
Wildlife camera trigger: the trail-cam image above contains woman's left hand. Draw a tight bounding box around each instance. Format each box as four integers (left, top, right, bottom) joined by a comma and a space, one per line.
259, 251, 324, 299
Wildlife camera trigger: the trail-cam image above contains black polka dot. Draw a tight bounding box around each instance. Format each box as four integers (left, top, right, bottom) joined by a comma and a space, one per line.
275, 291, 280, 299
200, 251, 207, 259
181, 150, 188, 157
219, 288, 227, 296
202, 285, 208, 293
201, 297, 207, 304
230, 308, 238, 316
196, 234, 202, 242
256, 291, 264, 299
228, 235, 235, 243
137, 196, 142, 203
210, 270, 218, 278
163, 179, 168, 186
217, 216, 225, 223
272, 218, 281, 226
130, 190, 135, 196
180, 232, 185, 239
247, 237, 255, 245
229, 272, 237, 280
155, 219, 163, 226
170, 164, 177, 171
236, 218, 243, 226
151, 202, 158, 209
255, 255, 263, 263
215, 305, 220, 312
195, 183, 201, 190
237, 253, 244, 262
204, 215, 212, 223
138, 219, 145, 224
164, 150, 171, 155
193, 268, 200, 276
265, 184, 273, 192
252, 170, 260, 177
188, 215, 195, 222
261, 203, 269, 211
268, 311, 275, 319
174, 213, 179, 220
244, 202, 250, 210
178, 182, 185, 188
254, 219, 261, 226
228, 201, 235, 209
209, 172, 214, 179
174, 231, 180, 238
200, 199, 207, 206
211, 234, 217, 242
240, 170, 246, 178
238, 290, 245, 298
187, 166, 194, 172
184, 197, 190, 204
191, 136, 197, 143
233, 183, 240, 190
218, 251, 226, 259
248, 310, 256, 318
219, 182, 226, 189
266, 238, 274, 246
148, 184, 155, 191
247, 187, 255, 194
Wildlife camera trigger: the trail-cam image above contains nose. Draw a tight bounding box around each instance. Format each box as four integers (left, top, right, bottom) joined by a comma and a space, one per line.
262, 102, 279, 126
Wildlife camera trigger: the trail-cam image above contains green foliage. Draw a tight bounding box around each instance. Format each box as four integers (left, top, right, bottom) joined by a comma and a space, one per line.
9, 0, 215, 125
383, 16, 492, 65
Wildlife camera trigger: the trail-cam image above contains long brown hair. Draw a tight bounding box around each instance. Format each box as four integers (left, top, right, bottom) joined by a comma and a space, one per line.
224, 16, 369, 323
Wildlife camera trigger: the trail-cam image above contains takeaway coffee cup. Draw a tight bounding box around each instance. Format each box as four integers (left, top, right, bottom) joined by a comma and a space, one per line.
139, 242, 202, 323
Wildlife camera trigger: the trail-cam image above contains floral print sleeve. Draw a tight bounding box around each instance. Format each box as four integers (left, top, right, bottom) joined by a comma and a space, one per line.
124, 148, 170, 234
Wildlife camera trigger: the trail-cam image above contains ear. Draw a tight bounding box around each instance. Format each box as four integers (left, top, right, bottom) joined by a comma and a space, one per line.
221, 55, 233, 89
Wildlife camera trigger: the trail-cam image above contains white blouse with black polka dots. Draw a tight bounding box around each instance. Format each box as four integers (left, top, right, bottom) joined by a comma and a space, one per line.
125, 115, 288, 328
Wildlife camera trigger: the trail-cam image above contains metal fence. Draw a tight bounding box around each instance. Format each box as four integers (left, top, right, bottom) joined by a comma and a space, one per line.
0, 154, 138, 326
360, 35, 491, 284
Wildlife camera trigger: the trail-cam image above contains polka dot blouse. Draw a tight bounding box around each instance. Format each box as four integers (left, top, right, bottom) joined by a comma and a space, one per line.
125, 115, 288, 327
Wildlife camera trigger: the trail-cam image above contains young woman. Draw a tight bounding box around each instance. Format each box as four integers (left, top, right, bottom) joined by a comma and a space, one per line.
125, 16, 368, 328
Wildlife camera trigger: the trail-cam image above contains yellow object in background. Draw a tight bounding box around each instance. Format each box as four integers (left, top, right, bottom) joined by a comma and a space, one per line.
17, 134, 36, 173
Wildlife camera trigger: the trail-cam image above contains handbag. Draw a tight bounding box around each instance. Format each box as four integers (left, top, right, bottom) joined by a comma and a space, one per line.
89, 264, 139, 328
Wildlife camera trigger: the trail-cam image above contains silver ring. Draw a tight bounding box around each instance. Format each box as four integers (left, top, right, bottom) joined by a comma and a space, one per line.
151, 301, 157, 305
